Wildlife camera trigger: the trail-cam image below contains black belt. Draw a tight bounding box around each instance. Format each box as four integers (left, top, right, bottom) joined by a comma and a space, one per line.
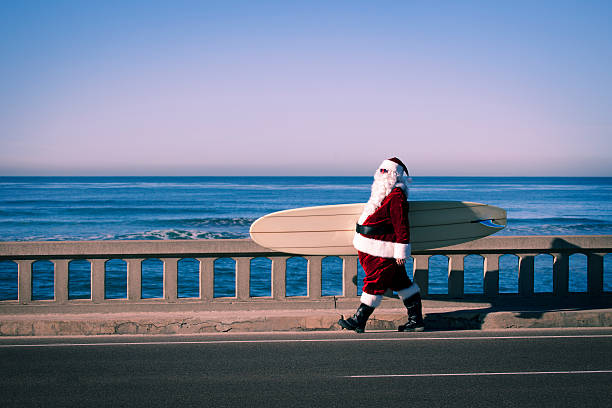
356, 223, 394, 235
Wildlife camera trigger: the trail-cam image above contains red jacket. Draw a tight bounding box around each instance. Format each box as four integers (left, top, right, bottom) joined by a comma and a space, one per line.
353, 187, 411, 259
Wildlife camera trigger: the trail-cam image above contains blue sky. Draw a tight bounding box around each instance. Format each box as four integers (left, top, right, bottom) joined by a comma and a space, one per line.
1, 0, 611, 176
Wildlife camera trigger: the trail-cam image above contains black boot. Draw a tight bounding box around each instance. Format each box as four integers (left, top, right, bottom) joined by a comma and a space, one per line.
398, 293, 425, 332
338, 303, 375, 333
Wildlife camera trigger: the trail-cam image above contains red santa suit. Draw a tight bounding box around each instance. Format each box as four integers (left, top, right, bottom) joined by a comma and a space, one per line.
353, 186, 413, 295
338, 157, 423, 333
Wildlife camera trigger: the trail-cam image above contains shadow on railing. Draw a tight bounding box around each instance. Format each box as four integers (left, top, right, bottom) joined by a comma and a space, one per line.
0, 235, 611, 314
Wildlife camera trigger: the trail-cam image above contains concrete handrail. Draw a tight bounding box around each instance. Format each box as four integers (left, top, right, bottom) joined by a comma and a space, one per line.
0, 235, 611, 314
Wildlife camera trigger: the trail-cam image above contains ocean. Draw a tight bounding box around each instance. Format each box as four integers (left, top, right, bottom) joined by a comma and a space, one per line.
1, 176, 611, 300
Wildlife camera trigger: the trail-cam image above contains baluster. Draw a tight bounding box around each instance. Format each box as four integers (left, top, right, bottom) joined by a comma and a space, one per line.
16, 260, 33, 304
587, 253, 604, 295
483, 254, 500, 297
198, 257, 215, 300
307, 256, 323, 299
412, 255, 429, 296
91, 259, 106, 303
234, 257, 251, 300
127, 258, 143, 301
162, 258, 178, 302
553, 252, 569, 296
448, 255, 464, 298
53, 259, 69, 303
270, 256, 287, 299
518, 254, 535, 296
341, 255, 358, 297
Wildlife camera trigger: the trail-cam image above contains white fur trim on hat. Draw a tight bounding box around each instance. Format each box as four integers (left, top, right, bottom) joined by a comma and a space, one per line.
379, 159, 402, 174
360, 292, 383, 308
397, 284, 420, 300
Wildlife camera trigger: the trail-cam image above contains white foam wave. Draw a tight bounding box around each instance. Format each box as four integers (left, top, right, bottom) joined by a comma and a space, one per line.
112, 229, 246, 240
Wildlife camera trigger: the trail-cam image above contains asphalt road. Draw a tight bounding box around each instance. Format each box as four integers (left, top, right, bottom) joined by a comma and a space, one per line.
2, 328, 612, 407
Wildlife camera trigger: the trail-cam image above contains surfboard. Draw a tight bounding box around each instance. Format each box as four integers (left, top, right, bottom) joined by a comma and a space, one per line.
249, 201, 506, 255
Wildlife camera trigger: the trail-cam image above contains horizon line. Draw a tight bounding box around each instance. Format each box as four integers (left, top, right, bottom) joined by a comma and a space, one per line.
1, 174, 611, 178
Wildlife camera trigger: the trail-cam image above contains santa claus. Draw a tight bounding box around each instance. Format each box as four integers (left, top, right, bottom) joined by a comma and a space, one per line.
338, 157, 424, 333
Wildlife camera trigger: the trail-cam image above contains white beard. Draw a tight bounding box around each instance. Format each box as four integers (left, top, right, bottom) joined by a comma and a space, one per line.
358, 171, 409, 224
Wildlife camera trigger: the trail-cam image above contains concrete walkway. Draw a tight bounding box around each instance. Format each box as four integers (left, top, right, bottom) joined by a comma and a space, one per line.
2, 297, 612, 336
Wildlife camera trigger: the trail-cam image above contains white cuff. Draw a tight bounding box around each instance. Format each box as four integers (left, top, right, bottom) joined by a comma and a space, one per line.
360, 292, 383, 308
394, 243, 411, 259
397, 284, 420, 300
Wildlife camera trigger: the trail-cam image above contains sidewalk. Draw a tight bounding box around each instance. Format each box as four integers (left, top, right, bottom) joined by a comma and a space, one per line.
2, 297, 612, 336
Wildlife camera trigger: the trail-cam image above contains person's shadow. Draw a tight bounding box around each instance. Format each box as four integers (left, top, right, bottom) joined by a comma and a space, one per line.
421, 238, 611, 330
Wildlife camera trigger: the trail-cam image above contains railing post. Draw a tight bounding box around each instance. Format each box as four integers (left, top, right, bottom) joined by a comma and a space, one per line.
16, 260, 33, 304
198, 258, 215, 300
162, 258, 178, 302
553, 252, 569, 296
127, 258, 143, 301
587, 253, 604, 295
53, 259, 69, 303
271, 256, 287, 299
235, 257, 251, 300
413, 255, 429, 296
518, 254, 535, 297
307, 256, 323, 299
91, 259, 106, 303
448, 255, 464, 298
341, 255, 358, 297
483, 254, 500, 297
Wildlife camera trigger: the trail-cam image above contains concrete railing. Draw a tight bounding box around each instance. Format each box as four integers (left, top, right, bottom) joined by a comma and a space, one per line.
0, 235, 611, 314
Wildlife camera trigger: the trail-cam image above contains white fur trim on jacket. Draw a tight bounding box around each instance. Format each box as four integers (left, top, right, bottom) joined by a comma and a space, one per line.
360, 292, 383, 308
353, 233, 411, 259
397, 284, 420, 300
394, 243, 411, 259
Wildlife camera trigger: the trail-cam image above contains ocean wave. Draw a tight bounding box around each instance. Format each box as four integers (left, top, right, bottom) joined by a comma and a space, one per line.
110, 229, 247, 240
1, 199, 226, 206
223, 184, 370, 191
7, 229, 248, 241
155, 217, 255, 227
0, 217, 256, 228
0, 209, 39, 216
1, 199, 155, 205
509, 217, 612, 225
0, 220, 120, 226
56, 207, 227, 216
412, 183, 612, 192
500, 224, 612, 236
0, 181, 207, 189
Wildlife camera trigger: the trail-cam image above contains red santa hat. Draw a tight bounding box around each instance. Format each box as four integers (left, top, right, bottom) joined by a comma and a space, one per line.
378, 157, 409, 176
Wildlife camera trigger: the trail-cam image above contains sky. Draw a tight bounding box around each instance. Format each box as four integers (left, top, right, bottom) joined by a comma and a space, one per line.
1, 0, 611, 176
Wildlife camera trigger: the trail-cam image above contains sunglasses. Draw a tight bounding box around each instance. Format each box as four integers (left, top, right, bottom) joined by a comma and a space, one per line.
379, 169, 389, 174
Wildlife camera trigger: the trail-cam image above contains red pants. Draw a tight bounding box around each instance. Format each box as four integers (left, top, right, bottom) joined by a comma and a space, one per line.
359, 251, 413, 295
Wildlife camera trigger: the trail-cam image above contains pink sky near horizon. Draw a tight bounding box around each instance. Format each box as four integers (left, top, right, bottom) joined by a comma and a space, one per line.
1, 1, 611, 176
